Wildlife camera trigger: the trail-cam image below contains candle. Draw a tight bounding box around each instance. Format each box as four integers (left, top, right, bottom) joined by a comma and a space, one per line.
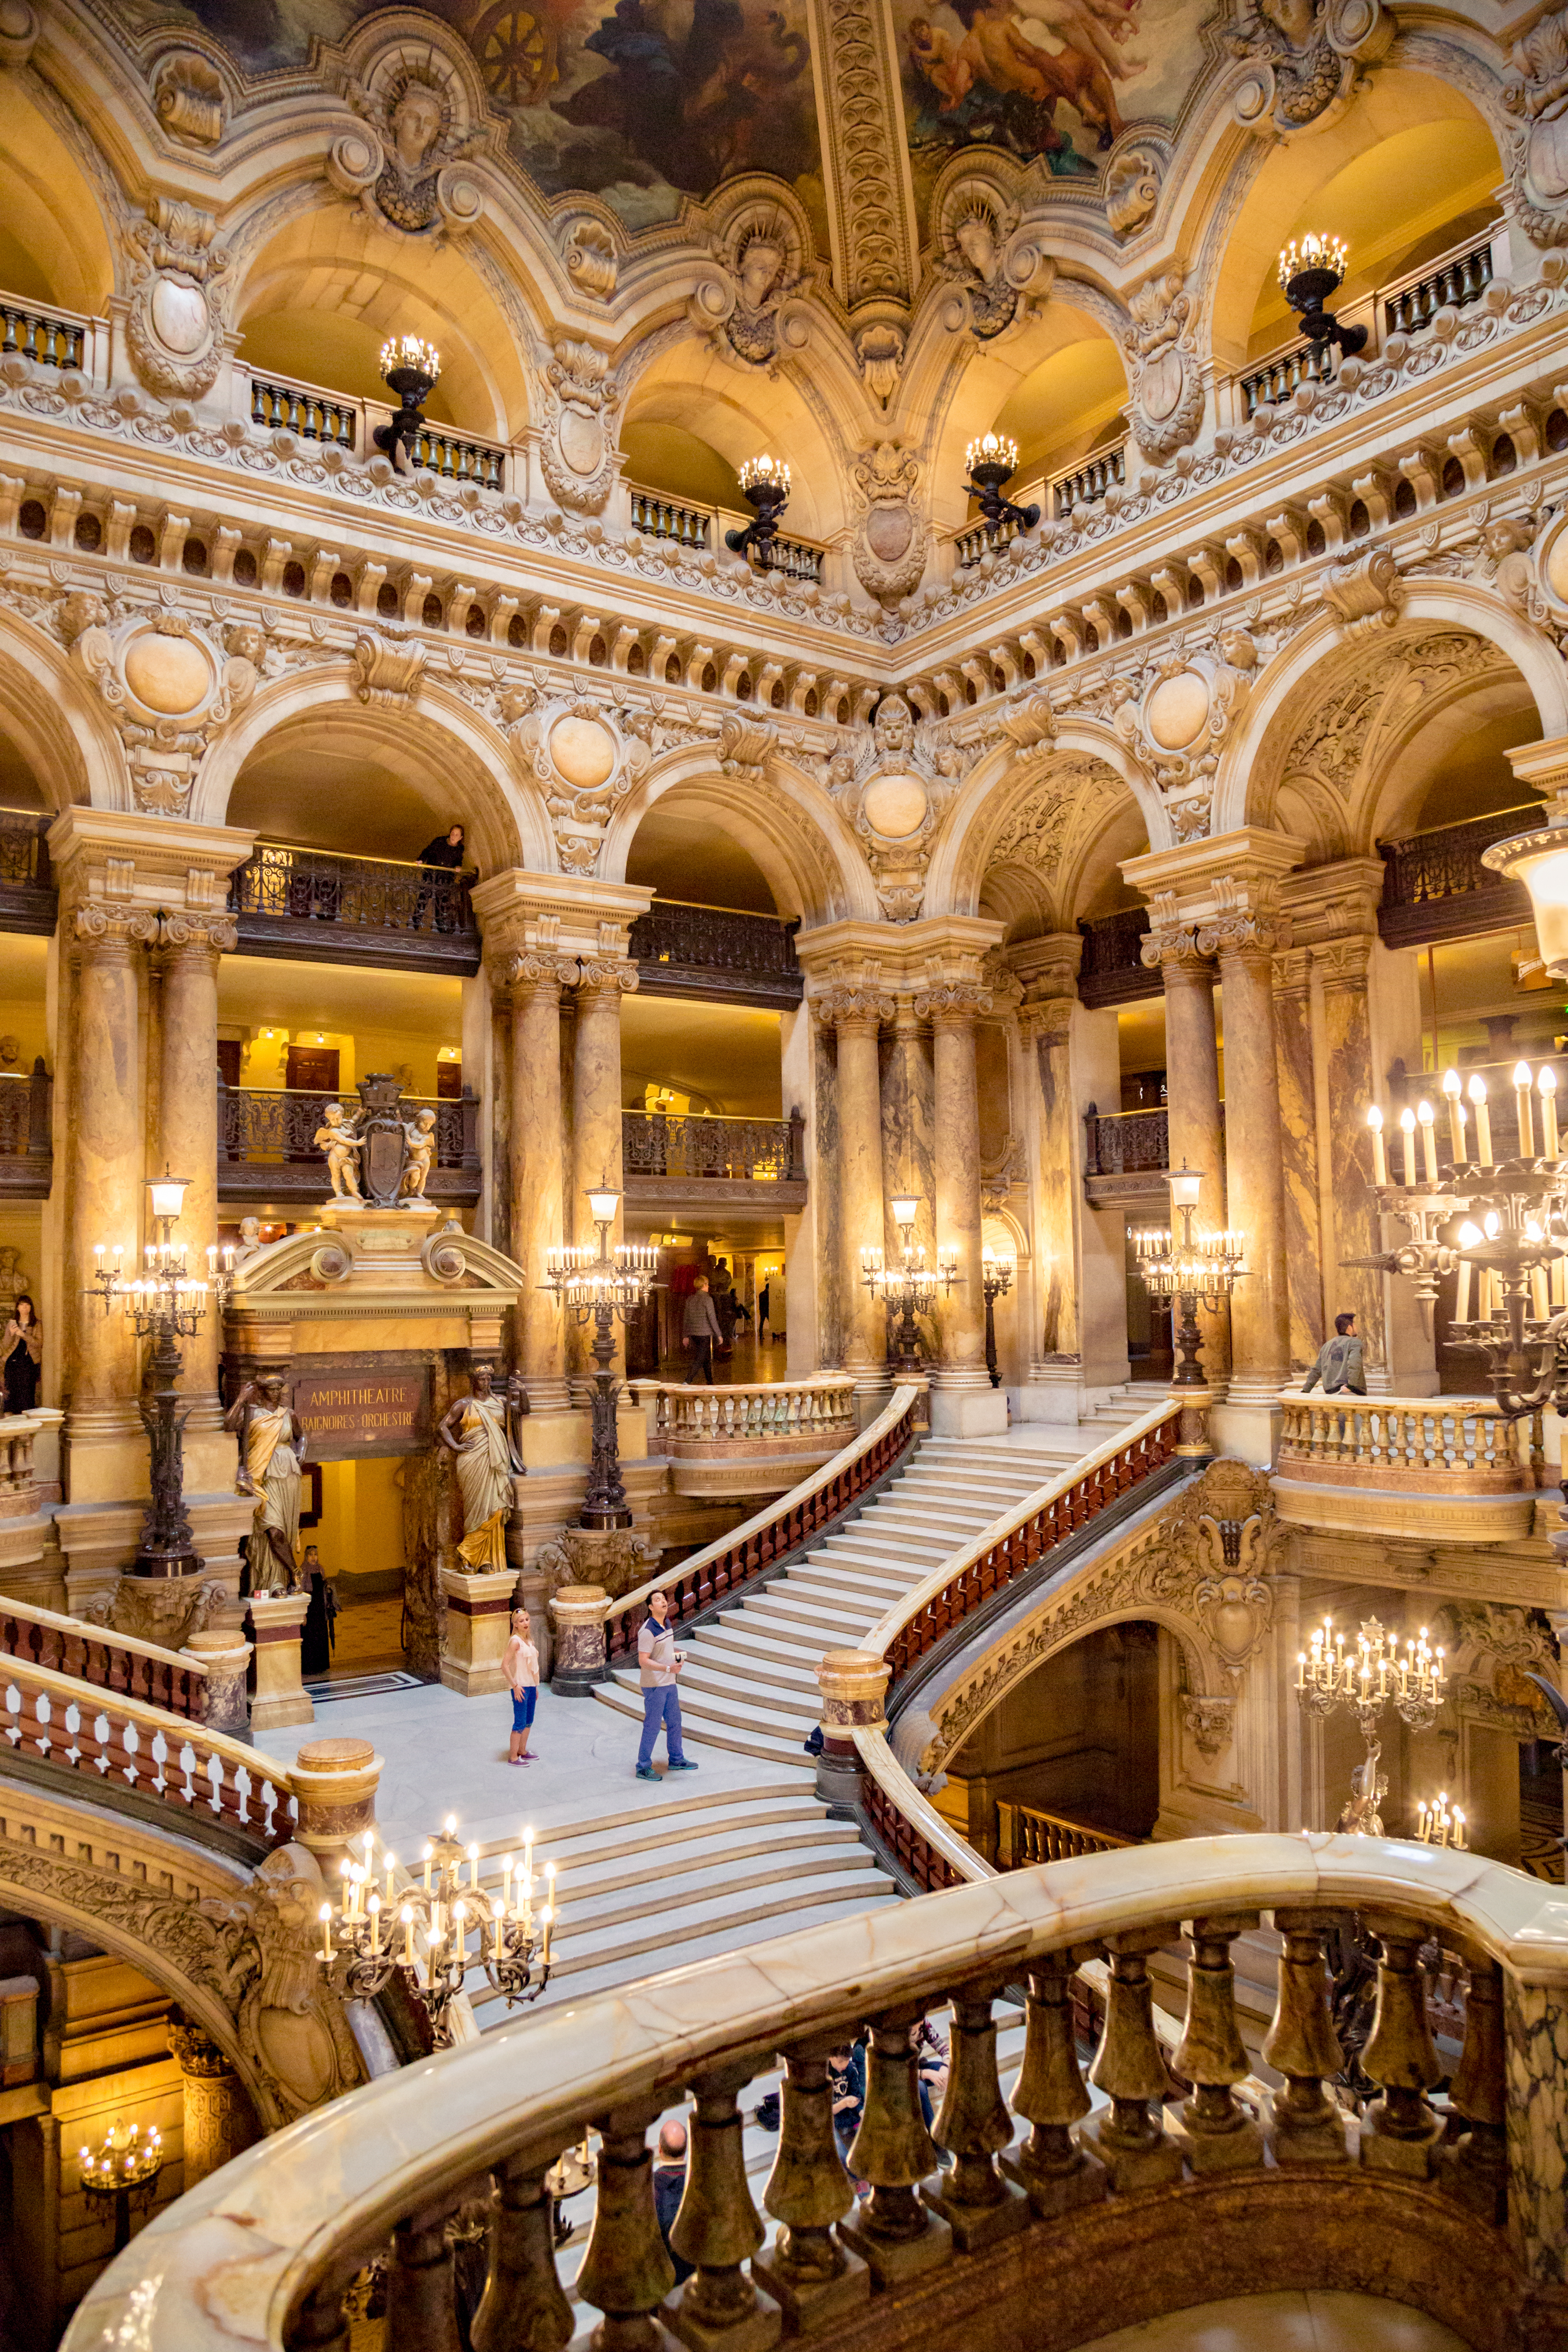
368, 1894, 381, 1957
1533, 1266, 1549, 1321
1516, 1061, 1537, 1157
1367, 1105, 1387, 1184
1543, 1067, 1560, 1159
501, 1855, 513, 1910
1553, 1251, 1566, 1309
1453, 1807, 1466, 1851
468, 1842, 481, 1891
384, 1852, 397, 1903
1296, 1651, 1306, 1691
541, 1905, 553, 1966
319, 1903, 334, 1963
1442, 1067, 1464, 1157
1468, 1074, 1493, 1166
1399, 1107, 1417, 1185
422, 1844, 433, 1896
401, 1904, 416, 1967
1455, 1222, 1480, 1322
490, 1896, 504, 1962
1417, 1098, 1438, 1185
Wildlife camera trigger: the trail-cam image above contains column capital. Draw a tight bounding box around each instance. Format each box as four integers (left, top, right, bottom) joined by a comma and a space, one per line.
49, 806, 254, 926
1196, 906, 1287, 960
508, 949, 580, 999
470, 867, 651, 964
913, 977, 992, 1026
1277, 856, 1384, 950
159, 910, 237, 958
1007, 931, 1082, 1002
1140, 917, 1210, 973
1508, 735, 1568, 811
1019, 995, 1074, 1047
1313, 933, 1373, 988
72, 897, 159, 958
575, 954, 639, 997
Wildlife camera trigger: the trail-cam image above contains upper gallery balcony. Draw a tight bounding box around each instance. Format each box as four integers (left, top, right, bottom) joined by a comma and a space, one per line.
217, 1083, 479, 1209
1273, 1391, 1547, 1542
1376, 803, 1537, 948
228, 840, 480, 977
622, 1106, 807, 1221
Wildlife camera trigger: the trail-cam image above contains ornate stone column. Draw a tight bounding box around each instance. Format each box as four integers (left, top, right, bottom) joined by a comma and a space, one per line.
1272, 946, 1323, 1378
1316, 932, 1387, 1369
1142, 920, 1229, 1391
510, 951, 578, 1412
158, 912, 236, 1423
1013, 936, 1083, 1387
570, 955, 638, 1382
918, 977, 1006, 1434
882, 995, 935, 1268
821, 979, 894, 1398
168, 2018, 261, 2187
1200, 909, 1291, 1404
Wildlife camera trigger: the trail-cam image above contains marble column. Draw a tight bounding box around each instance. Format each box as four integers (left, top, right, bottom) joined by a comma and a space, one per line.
65, 902, 157, 1456
1204, 919, 1291, 1402
1272, 946, 1323, 1379
1021, 998, 1078, 1361
158, 914, 236, 1424
919, 980, 995, 1410
824, 981, 893, 1392
1144, 923, 1229, 1391
167, 2018, 260, 2186
1317, 933, 1387, 1369
510, 952, 577, 1411
881, 996, 936, 1268
571, 957, 636, 1380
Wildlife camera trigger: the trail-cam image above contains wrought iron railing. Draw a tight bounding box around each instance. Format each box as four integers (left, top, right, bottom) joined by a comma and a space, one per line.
228, 840, 477, 942
630, 898, 801, 987
1077, 907, 1159, 1005
0, 809, 54, 929
1083, 1103, 1170, 1177
219, 1087, 477, 1170
1380, 804, 1539, 910
622, 1108, 805, 1182
0, 1064, 50, 1159
995, 1799, 1134, 1866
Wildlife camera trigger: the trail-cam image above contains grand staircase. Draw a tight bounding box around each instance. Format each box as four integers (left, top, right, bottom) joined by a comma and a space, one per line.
591, 1406, 1149, 1768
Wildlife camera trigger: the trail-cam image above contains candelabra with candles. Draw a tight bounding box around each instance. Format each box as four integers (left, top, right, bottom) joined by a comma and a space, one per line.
1296, 1615, 1445, 1834
543, 1181, 659, 1529
862, 1195, 958, 1372
963, 433, 1041, 539
91, 1171, 234, 1581
981, 1245, 1014, 1388
1415, 1790, 1468, 1850
373, 333, 441, 470
318, 1819, 555, 2047
1277, 233, 1367, 360
724, 455, 792, 563
79, 2120, 164, 2252
1130, 1165, 1245, 1387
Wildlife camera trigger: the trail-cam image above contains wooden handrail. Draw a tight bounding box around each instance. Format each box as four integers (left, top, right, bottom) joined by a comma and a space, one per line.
996, 1799, 1134, 1867
0, 1595, 210, 1720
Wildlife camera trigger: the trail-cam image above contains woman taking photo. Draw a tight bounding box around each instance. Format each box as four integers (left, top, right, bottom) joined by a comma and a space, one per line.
3, 1295, 40, 1416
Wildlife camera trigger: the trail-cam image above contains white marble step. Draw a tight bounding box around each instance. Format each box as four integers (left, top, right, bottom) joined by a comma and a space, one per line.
789, 1554, 913, 1600
531, 1882, 904, 2013
797, 1540, 936, 1582
542, 1836, 885, 1942
780, 1568, 916, 1614
592, 1674, 813, 1768
466, 1779, 818, 1867
812, 1527, 962, 1569
713, 1607, 842, 1658
473, 1806, 859, 1907
684, 1629, 825, 1695
520, 1859, 895, 1985
676, 1662, 820, 1723
741, 1589, 881, 1637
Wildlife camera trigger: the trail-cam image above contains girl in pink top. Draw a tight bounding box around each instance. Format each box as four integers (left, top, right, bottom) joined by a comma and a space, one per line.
504, 1610, 540, 1765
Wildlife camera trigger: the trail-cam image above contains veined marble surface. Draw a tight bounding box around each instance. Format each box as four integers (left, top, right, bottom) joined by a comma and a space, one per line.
1075, 2289, 1467, 2349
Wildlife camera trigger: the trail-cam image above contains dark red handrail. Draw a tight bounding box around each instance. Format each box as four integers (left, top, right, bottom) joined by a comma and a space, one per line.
0, 1606, 208, 1722
863, 1774, 966, 1892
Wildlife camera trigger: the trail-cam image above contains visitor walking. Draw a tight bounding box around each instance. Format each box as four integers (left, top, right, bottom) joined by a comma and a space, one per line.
504, 1607, 540, 1765
683, 1275, 723, 1384
636, 1588, 697, 1779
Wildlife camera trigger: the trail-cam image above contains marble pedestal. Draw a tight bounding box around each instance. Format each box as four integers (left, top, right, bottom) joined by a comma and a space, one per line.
927, 1385, 1009, 1438
248, 1591, 314, 1730
439, 1564, 516, 1698
550, 1581, 610, 1694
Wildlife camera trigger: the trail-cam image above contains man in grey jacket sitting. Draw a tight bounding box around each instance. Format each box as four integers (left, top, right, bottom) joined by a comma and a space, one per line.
636, 1588, 699, 1779
1301, 1311, 1366, 1395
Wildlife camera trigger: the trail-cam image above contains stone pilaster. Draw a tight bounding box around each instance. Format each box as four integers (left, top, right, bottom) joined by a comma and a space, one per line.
570, 954, 639, 1384
1199, 911, 1291, 1404
1272, 946, 1322, 1378
168, 2018, 261, 2187
1013, 937, 1082, 1376
1140, 918, 1229, 1393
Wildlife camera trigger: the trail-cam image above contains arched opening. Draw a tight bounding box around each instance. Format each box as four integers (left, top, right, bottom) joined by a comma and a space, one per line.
0, 87, 115, 316
935, 305, 1129, 532
618, 349, 845, 545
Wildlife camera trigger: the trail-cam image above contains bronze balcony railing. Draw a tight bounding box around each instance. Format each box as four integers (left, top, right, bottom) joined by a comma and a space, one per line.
0, 808, 56, 932
995, 1800, 1134, 1867
622, 1107, 805, 1182
1083, 1102, 1169, 1177
218, 1086, 480, 1206
1378, 804, 1537, 946
250, 373, 357, 449
1051, 438, 1127, 518
0, 1061, 51, 1199
631, 897, 803, 1006
624, 479, 826, 582
228, 840, 481, 974
1077, 907, 1159, 1007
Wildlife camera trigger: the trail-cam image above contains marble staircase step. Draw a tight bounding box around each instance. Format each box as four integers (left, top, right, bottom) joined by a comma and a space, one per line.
675, 1662, 820, 1723
592, 1673, 814, 1768
471, 1798, 850, 1901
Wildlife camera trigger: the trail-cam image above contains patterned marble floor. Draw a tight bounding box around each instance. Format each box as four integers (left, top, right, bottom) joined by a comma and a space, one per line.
1074, 2292, 1468, 2350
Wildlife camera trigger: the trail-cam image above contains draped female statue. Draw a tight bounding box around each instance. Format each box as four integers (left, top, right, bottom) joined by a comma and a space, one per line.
225, 1371, 307, 1593
436, 1363, 525, 1571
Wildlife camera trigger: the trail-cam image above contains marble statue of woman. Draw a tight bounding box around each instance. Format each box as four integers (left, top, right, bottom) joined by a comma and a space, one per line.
225, 1372, 307, 1593
437, 1363, 525, 1571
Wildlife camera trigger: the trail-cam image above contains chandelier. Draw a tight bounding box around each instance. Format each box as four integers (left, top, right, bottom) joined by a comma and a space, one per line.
78, 2120, 164, 2254
862, 1195, 957, 1372
725, 455, 792, 563
374, 334, 442, 470
963, 431, 1040, 540
1296, 1615, 1445, 1835
1276, 232, 1366, 360
1130, 1166, 1245, 1387
317, 1820, 554, 2047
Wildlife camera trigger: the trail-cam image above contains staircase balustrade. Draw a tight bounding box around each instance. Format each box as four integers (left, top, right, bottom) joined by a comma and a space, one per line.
640, 1376, 857, 1452
621, 1108, 804, 1182
1, 1654, 296, 1840
1, 1595, 210, 1719
71, 1831, 1557, 2352
996, 1801, 1134, 1867
605, 1385, 922, 1658
1276, 1395, 1540, 1489
0, 1413, 41, 1500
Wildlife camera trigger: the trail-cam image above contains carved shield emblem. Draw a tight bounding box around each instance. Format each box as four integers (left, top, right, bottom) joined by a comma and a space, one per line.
866, 505, 913, 563
1142, 347, 1184, 422
149, 273, 210, 357
558, 406, 603, 477
1529, 114, 1568, 204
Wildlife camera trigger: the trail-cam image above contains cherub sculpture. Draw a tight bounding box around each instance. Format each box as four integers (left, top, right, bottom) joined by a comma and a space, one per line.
314, 1102, 364, 1201
401, 1107, 437, 1199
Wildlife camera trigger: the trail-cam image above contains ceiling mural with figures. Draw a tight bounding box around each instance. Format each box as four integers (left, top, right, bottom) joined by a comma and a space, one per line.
894, 0, 1217, 214
119, 0, 826, 235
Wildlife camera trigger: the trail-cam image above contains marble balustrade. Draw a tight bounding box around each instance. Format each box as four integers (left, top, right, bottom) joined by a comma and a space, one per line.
63, 1831, 1568, 2352
639, 1375, 858, 1450
1276, 1395, 1541, 1490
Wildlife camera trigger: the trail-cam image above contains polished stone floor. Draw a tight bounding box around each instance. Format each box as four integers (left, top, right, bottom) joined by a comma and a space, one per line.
1075, 2292, 1468, 2350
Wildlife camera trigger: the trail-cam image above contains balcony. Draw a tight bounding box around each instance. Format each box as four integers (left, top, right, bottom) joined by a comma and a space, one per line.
995, 1799, 1133, 1866
248, 369, 509, 493
952, 440, 1130, 570
0, 1060, 51, 1199
625, 479, 827, 585
1377, 804, 1536, 948
227, 840, 481, 976
634, 1374, 857, 1495
1083, 1101, 1173, 1210
631, 899, 803, 1008
622, 1108, 807, 1222
1077, 907, 1160, 1008
1273, 1392, 1544, 1542
217, 1084, 480, 1208
0, 809, 55, 933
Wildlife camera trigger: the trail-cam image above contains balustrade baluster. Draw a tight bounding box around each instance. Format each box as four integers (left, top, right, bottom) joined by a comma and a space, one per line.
757, 2035, 867, 2327
1443, 1953, 1506, 2221
666, 2062, 776, 2350
577, 2100, 676, 2352
388, 2200, 465, 2352
1003, 1952, 1107, 2213
1172, 1913, 1265, 2173
471, 2152, 573, 2352
924, 1977, 1028, 2248
840, 2007, 953, 2284
1358, 1914, 1445, 2177
1262, 1910, 1351, 2161
1083, 1932, 1182, 2188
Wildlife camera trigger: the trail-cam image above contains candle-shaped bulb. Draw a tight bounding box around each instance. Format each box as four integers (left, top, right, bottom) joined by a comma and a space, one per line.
1442, 1067, 1460, 1097
1367, 1103, 1387, 1184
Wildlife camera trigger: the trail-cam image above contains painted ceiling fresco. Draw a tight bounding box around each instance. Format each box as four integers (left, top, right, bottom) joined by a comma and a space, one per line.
893, 0, 1216, 213
129, 0, 825, 233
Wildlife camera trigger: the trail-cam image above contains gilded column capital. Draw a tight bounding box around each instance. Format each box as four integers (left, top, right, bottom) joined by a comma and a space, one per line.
574, 956, 639, 997
814, 983, 895, 1031
913, 979, 992, 1026
72, 898, 159, 957
1140, 921, 1210, 973
159, 911, 237, 957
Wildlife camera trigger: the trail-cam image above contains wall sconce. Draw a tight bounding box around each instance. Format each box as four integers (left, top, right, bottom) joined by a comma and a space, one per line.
964, 433, 1040, 540
725, 455, 791, 563
375, 334, 442, 471
1277, 234, 1366, 358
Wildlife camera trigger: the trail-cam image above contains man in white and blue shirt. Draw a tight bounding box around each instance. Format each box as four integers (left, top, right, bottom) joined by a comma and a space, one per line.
636, 1588, 700, 1779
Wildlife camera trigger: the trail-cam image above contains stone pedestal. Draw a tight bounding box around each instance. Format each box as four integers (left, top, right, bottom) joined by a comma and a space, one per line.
112, 1566, 210, 1653
815, 1650, 889, 1815
182, 1628, 252, 1736
439, 1564, 516, 1698
247, 1591, 314, 1730
168, 2018, 260, 2186
549, 1581, 610, 1695
514, 1566, 554, 1679
289, 1736, 382, 1871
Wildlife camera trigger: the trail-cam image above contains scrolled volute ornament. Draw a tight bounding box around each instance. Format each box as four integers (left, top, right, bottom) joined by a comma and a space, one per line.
538, 339, 620, 515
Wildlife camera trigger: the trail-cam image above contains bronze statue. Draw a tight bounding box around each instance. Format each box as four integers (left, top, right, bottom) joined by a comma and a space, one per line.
435, 1364, 526, 1571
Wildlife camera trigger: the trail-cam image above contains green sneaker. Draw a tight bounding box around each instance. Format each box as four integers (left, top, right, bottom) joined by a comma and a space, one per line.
668, 1759, 699, 1771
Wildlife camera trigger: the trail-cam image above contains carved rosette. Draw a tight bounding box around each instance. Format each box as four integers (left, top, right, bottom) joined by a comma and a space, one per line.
538, 340, 621, 515
850, 442, 929, 607
123, 199, 232, 401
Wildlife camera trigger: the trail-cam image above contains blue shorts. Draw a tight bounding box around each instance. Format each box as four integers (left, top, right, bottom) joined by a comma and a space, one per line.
511, 1687, 537, 1732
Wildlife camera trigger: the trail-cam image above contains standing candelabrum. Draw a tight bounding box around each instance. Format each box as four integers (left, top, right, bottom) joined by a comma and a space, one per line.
78, 2120, 164, 2254
981, 1245, 1014, 1389
1130, 1165, 1246, 1388
91, 1170, 234, 1580
861, 1195, 958, 1372
543, 1181, 658, 1530
317, 1819, 556, 2048
1296, 1615, 1445, 1835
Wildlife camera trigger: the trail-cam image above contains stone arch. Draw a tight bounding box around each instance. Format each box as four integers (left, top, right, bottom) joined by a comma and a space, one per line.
926, 730, 1161, 919
599, 748, 878, 926
0, 77, 117, 315
618, 344, 853, 546
0, 613, 128, 812
194, 673, 549, 877
1217, 585, 1568, 847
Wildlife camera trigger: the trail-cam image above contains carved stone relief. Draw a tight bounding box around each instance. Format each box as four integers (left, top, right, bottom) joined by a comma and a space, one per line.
1124, 268, 1204, 461
562, 218, 617, 302
123, 199, 232, 402
64, 598, 259, 813
152, 51, 228, 146
327, 24, 490, 236
1105, 142, 1164, 240
1224, 0, 1391, 137
689, 199, 811, 369
511, 693, 652, 873
1505, 8, 1568, 249
538, 339, 621, 515
1111, 629, 1257, 839
850, 441, 929, 608
829, 692, 970, 919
